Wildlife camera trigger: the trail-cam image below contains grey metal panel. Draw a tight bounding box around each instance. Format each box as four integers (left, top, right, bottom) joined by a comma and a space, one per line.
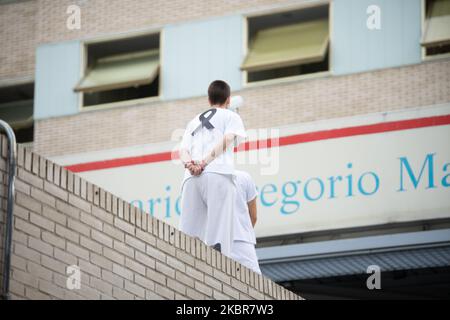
162, 15, 243, 100
332, 0, 422, 75
257, 229, 450, 262
257, 229, 450, 281
34, 41, 81, 119
260, 246, 450, 282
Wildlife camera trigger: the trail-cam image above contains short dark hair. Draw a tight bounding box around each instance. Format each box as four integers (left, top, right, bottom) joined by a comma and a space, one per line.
208, 80, 230, 106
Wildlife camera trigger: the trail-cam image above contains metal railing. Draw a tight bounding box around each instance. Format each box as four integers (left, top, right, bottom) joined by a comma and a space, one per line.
0, 120, 17, 300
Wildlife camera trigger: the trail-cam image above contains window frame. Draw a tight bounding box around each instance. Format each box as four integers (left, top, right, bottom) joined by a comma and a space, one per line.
0, 80, 35, 144
78, 28, 163, 113
421, 0, 450, 61
242, 0, 332, 88
0, 0, 32, 5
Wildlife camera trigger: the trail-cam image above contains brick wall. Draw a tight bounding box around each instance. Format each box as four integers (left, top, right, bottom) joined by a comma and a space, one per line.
0, 0, 38, 83
0, 134, 300, 300
0, 0, 299, 81
3, 0, 450, 159
33, 58, 450, 157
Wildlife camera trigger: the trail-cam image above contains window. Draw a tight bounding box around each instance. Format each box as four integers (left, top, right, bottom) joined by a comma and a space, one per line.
0, 0, 28, 4
75, 33, 160, 108
422, 0, 450, 57
0, 83, 34, 143
242, 5, 329, 83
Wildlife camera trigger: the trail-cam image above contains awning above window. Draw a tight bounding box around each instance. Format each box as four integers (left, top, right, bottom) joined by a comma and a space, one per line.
421, 0, 450, 47
75, 49, 160, 93
0, 99, 34, 130
241, 19, 329, 72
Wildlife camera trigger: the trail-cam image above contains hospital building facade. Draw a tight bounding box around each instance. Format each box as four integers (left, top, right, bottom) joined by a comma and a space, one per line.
1, 0, 450, 299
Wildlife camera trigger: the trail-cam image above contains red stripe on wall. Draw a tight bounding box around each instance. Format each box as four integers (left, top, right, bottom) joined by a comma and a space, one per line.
65, 114, 450, 173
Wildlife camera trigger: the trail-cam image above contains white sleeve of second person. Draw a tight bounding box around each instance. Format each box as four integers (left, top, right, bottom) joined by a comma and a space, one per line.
245, 173, 258, 202
224, 112, 247, 145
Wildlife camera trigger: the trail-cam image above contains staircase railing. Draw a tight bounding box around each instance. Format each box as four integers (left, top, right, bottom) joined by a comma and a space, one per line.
0, 120, 17, 300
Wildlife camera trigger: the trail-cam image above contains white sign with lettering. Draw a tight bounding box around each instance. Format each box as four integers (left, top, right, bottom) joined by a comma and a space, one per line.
51, 105, 450, 238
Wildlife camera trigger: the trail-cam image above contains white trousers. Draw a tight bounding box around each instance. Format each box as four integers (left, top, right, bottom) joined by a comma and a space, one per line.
230, 240, 261, 274
180, 173, 235, 257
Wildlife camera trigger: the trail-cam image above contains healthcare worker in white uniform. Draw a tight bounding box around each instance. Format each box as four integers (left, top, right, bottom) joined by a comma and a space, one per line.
231, 170, 261, 274
179, 80, 246, 258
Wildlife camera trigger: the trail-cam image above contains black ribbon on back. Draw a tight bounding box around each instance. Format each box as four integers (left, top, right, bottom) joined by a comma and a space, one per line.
191, 108, 217, 136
